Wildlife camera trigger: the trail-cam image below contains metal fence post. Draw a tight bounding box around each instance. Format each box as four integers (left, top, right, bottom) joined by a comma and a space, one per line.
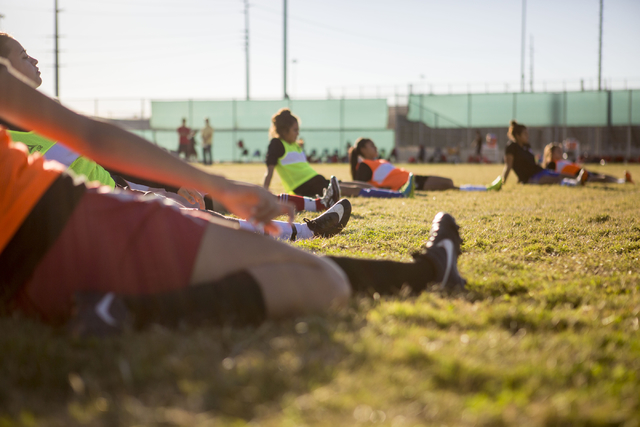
628, 90, 633, 162
232, 99, 237, 162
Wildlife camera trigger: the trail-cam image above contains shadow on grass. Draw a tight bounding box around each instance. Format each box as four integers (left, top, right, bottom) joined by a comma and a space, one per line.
0, 312, 362, 424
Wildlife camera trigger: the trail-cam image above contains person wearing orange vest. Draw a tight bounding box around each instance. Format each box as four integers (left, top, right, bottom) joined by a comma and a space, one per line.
0, 55, 469, 334
542, 142, 633, 184
349, 138, 456, 191
263, 108, 411, 199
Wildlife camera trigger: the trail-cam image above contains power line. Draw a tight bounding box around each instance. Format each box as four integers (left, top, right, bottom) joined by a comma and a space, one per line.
598, 0, 603, 91
520, 0, 526, 93
244, 0, 250, 100
54, 0, 60, 98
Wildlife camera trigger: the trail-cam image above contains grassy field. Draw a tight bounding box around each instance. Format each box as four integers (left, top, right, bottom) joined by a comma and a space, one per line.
1, 163, 639, 426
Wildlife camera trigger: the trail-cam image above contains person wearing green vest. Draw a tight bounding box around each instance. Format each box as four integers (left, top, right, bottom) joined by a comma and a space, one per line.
263, 108, 414, 199
9, 130, 117, 189
0, 33, 353, 241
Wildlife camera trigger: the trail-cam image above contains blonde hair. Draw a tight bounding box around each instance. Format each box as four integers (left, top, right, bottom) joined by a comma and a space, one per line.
542, 142, 562, 169
269, 108, 299, 140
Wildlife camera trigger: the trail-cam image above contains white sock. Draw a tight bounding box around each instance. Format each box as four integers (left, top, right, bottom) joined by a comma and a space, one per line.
304, 197, 317, 212
238, 220, 313, 241
293, 223, 314, 240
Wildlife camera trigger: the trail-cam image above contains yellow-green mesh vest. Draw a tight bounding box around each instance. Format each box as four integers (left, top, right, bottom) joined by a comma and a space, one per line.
275, 139, 318, 193
8, 131, 116, 189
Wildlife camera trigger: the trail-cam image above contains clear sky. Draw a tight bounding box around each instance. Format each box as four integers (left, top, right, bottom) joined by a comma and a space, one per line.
2, 0, 639, 104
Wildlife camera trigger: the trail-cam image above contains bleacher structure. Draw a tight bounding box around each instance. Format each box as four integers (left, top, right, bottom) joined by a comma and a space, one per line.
401, 90, 640, 161
136, 90, 639, 163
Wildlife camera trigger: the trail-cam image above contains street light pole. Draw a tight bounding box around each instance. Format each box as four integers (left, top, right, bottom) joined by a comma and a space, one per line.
244, 0, 250, 100
520, 0, 526, 93
283, 0, 288, 99
54, 0, 60, 98
598, 0, 603, 91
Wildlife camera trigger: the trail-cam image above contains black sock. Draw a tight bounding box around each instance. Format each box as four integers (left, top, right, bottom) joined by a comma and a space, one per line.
122, 271, 266, 328
327, 256, 437, 295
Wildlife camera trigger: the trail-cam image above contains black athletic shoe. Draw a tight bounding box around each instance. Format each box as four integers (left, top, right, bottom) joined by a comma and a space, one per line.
412, 212, 466, 292
304, 198, 351, 238
68, 292, 131, 337
320, 176, 341, 208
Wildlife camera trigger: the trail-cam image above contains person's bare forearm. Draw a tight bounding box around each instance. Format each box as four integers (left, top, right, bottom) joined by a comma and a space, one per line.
502, 165, 511, 184
0, 65, 230, 200
263, 167, 274, 189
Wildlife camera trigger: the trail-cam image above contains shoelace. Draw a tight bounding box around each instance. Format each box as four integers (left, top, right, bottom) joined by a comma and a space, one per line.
304, 213, 338, 232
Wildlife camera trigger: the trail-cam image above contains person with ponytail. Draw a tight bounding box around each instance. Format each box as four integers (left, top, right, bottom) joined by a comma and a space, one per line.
542, 142, 633, 184
1, 56, 469, 335
349, 138, 456, 191
264, 108, 410, 199
502, 120, 587, 186
0, 33, 356, 242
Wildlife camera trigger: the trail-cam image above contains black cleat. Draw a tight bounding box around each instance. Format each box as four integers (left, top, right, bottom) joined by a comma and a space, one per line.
320, 175, 341, 209
412, 212, 466, 292
68, 292, 131, 338
304, 198, 351, 238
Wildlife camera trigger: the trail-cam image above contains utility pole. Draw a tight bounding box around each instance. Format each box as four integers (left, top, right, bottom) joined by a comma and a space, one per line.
54, 0, 60, 98
529, 35, 534, 92
244, 0, 250, 100
283, 0, 288, 99
598, 0, 603, 91
520, 0, 526, 92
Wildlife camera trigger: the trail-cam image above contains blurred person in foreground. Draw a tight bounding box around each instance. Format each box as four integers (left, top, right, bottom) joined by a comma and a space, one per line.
0, 55, 467, 337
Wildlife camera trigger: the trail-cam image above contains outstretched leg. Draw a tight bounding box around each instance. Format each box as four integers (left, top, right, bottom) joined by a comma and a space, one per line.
416, 175, 456, 191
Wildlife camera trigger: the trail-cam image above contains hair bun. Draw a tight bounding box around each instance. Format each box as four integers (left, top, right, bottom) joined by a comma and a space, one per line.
510, 119, 518, 126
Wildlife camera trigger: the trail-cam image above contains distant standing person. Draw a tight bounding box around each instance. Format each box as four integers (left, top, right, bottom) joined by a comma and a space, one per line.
471, 130, 482, 159
201, 118, 214, 165
177, 118, 191, 159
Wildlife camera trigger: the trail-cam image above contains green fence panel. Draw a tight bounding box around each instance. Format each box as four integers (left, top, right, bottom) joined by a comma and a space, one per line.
343, 99, 389, 129
611, 90, 640, 126
408, 90, 640, 128
235, 100, 290, 129
191, 101, 235, 129
289, 99, 341, 129
566, 91, 607, 126
514, 93, 562, 127
470, 93, 514, 127
150, 101, 190, 129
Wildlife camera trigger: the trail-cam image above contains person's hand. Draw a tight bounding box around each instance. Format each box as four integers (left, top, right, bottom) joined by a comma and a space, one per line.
178, 187, 205, 209
215, 180, 293, 236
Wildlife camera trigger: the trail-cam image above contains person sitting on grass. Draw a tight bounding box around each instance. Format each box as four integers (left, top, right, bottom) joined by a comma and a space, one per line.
263, 108, 412, 200
349, 138, 503, 192
501, 120, 587, 186
0, 32, 349, 242
542, 142, 633, 185
349, 137, 456, 191
0, 56, 467, 337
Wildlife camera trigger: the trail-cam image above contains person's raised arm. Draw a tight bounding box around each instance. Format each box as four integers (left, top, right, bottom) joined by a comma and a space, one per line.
0, 61, 291, 232
263, 165, 275, 190
502, 153, 514, 184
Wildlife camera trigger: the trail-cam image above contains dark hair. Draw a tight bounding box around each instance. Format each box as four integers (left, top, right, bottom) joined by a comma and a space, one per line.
0, 33, 15, 58
269, 108, 299, 140
507, 120, 527, 142
348, 137, 373, 180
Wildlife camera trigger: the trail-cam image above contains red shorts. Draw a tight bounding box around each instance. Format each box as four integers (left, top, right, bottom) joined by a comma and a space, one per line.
13, 190, 210, 323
